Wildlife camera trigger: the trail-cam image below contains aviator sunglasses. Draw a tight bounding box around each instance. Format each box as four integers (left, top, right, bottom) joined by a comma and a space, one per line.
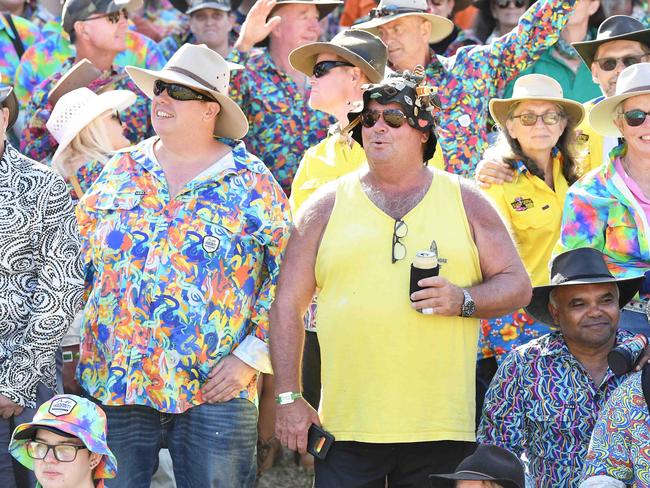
81, 8, 128, 24
511, 112, 563, 126
312, 60, 354, 78
153, 80, 215, 102
593, 54, 650, 72
361, 108, 408, 129
620, 109, 650, 127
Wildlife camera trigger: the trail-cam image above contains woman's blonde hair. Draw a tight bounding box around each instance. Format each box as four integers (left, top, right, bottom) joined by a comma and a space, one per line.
51, 113, 115, 177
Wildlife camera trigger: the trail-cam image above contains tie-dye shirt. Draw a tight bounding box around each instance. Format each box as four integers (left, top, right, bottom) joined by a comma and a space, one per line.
580, 371, 650, 488
229, 48, 334, 194
0, 14, 43, 86
76, 137, 290, 413
14, 29, 165, 108
556, 144, 650, 282
425, 0, 576, 176
20, 57, 154, 164
477, 329, 634, 488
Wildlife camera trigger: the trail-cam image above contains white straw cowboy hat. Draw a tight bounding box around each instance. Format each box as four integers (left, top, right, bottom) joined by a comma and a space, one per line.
353, 0, 453, 44
489, 74, 585, 128
589, 62, 650, 137
47, 87, 136, 163
126, 43, 249, 140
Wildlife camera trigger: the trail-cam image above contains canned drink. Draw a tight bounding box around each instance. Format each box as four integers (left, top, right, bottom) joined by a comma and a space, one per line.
608, 334, 648, 376
410, 250, 440, 314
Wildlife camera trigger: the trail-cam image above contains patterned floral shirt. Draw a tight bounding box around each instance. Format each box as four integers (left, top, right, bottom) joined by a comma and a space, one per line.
76, 138, 290, 413
556, 144, 650, 282
0, 143, 83, 407
14, 29, 165, 109
580, 371, 650, 488
477, 330, 634, 488
20, 57, 154, 164
426, 0, 576, 176
0, 14, 43, 86
229, 48, 334, 194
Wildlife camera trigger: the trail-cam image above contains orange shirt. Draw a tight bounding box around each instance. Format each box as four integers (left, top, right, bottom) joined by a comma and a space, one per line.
340, 0, 378, 27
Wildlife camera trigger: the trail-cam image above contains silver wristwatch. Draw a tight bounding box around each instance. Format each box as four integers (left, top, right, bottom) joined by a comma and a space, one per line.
460, 289, 476, 317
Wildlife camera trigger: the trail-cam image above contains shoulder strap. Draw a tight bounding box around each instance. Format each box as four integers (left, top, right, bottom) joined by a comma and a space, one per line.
642, 364, 650, 415
4, 14, 25, 59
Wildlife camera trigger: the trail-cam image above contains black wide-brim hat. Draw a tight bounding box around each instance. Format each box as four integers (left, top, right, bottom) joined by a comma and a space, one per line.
525, 247, 644, 325
0, 86, 18, 130
429, 444, 524, 488
573, 15, 650, 68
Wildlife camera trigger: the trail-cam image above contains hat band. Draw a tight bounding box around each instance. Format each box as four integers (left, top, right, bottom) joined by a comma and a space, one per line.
165, 67, 221, 94
551, 272, 614, 284
370, 6, 425, 18
620, 84, 650, 96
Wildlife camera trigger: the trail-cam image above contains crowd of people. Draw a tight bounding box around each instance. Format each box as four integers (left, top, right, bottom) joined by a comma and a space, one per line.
1, 0, 650, 487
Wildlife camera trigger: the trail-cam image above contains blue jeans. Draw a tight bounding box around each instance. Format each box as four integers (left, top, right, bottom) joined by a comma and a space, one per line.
98, 398, 258, 488
619, 309, 650, 337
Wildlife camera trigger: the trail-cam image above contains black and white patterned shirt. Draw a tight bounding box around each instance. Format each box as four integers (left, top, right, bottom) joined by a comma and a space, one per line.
0, 143, 83, 407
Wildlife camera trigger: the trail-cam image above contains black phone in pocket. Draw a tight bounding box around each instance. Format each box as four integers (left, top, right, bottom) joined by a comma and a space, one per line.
307, 424, 335, 460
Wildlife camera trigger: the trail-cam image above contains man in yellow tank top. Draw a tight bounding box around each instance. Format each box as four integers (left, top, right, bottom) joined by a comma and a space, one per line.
270, 69, 532, 487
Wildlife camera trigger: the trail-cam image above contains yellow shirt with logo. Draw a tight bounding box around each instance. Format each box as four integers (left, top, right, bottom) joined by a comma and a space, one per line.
315, 169, 483, 443
482, 154, 568, 287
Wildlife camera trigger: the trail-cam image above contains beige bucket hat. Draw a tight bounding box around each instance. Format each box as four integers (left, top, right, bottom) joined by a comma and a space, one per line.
126, 43, 249, 140
489, 74, 585, 128
353, 0, 453, 44
589, 62, 650, 137
47, 87, 136, 162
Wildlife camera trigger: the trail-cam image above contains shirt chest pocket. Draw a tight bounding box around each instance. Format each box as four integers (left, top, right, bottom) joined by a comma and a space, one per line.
606, 205, 640, 256
192, 207, 244, 262
525, 401, 582, 456
505, 193, 558, 233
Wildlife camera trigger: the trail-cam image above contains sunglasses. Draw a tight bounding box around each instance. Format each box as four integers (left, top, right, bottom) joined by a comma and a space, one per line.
619, 109, 650, 127
511, 111, 563, 126
361, 108, 408, 129
82, 8, 128, 24
392, 219, 408, 263
312, 60, 354, 78
153, 80, 215, 102
593, 54, 650, 72
495, 0, 527, 8
26, 441, 87, 463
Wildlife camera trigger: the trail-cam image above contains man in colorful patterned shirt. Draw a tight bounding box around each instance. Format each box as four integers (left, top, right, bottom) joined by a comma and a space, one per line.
19, 0, 158, 164
478, 248, 647, 488
229, 0, 341, 194
354, 0, 578, 176
76, 44, 290, 487
579, 369, 650, 488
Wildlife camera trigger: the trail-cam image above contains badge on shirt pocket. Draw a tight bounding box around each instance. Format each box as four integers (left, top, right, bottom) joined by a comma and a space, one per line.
202, 235, 221, 253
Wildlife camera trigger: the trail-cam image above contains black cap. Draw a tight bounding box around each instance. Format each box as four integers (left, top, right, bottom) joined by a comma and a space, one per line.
62, 0, 143, 35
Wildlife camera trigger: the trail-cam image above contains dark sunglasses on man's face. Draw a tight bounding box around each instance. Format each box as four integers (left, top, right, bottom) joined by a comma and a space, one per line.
361, 108, 408, 129
495, 0, 527, 8
83, 8, 128, 24
312, 60, 354, 78
620, 109, 650, 127
593, 54, 650, 72
153, 80, 215, 102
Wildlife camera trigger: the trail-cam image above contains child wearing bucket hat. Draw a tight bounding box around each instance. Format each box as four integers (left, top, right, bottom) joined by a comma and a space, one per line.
9, 394, 117, 488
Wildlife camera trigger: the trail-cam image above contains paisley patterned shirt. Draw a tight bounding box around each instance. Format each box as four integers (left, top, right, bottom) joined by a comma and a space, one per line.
76, 138, 291, 413
229, 48, 334, 194
580, 371, 650, 488
426, 0, 576, 176
477, 330, 634, 488
0, 143, 84, 407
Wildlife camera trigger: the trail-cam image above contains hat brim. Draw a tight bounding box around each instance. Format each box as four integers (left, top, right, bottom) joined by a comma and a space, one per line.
186, 2, 231, 14
489, 95, 585, 128
0, 88, 18, 130
589, 88, 650, 137
272, 1, 342, 19
289, 42, 384, 83
574, 28, 650, 68
354, 13, 453, 43
125, 65, 249, 140
49, 90, 137, 163
429, 472, 520, 488
9, 418, 117, 480
524, 275, 645, 325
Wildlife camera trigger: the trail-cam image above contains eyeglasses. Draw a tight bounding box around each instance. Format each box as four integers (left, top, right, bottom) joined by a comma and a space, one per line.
312, 61, 354, 78
619, 109, 650, 127
593, 54, 650, 72
26, 441, 87, 462
392, 219, 408, 263
511, 111, 563, 126
153, 80, 215, 102
361, 108, 408, 129
495, 0, 527, 8
81, 8, 128, 24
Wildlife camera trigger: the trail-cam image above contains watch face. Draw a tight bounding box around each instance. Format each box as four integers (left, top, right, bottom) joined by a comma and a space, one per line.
462, 291, 476, 317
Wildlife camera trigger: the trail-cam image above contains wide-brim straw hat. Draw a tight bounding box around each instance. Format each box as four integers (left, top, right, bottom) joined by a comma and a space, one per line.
47, 87, 136, 162
589, 62, 650, 137
289, 29, 387, 83
0, 86, 18, 130
489, 73, 585, 128
354, 0, 453, 43
126, 43, 249, 140
573, 15, 650, 68
525, 248, 644, 326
